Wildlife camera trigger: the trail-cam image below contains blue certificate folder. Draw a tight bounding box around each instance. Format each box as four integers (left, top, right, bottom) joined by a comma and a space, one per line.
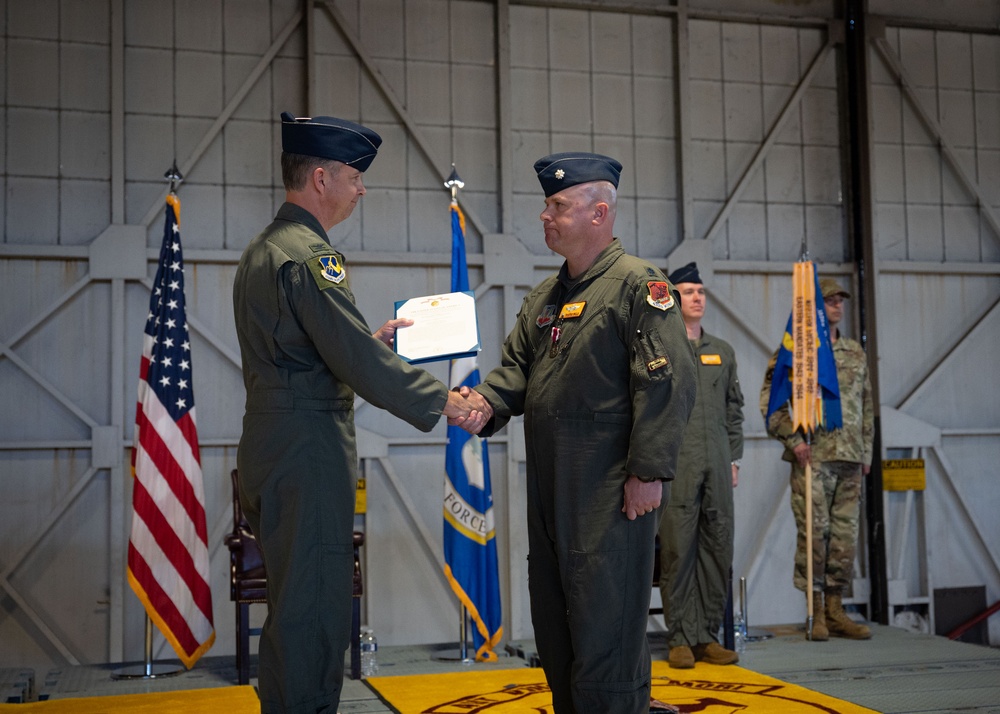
393, 290, 482, 365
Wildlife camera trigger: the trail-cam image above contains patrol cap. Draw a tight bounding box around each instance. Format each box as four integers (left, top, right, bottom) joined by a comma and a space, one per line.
280, 112, 382, 172
819, 277, 851, 299
534, 152, 622, 198
668, 262, 702, 285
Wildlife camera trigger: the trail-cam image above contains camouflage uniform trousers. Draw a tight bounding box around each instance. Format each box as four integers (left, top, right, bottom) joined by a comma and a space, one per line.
789, 459, 863, 593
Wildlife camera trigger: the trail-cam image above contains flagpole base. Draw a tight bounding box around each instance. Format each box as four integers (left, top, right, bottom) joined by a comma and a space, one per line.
111, 662, 184, 680
745, 627, 774, 642
431, 647, 475, 664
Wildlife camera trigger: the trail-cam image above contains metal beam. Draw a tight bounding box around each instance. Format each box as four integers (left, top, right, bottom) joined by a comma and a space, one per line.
138, 9, 304, 229
675, 0, 693, 244
873, 35, 1000, 247
316, 0, 491, 239
897, 295, 1000, 410
703, 37, 836, 245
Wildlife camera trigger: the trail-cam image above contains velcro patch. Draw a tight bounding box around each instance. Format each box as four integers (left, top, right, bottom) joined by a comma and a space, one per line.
536, 305, 557, 328
646, 281, 675, 311
559, 302, 586, 319
318, 255, 346, 284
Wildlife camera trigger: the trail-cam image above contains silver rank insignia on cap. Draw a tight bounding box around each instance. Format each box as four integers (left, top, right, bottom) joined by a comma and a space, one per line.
554, 169, 565, 179
318, 255, 346, 283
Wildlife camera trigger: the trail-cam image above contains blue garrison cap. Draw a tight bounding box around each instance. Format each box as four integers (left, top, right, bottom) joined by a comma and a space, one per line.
280, 112, 382, 172
534, 152, 622, 198
668, 262, 702, 285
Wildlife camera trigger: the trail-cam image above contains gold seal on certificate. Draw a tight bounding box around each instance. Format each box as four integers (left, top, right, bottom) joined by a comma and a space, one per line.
393, 290, 482, 364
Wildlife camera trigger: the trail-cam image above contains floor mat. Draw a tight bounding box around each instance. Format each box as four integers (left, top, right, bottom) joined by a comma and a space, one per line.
367, 660, 878, 713
0, 685, 259, 713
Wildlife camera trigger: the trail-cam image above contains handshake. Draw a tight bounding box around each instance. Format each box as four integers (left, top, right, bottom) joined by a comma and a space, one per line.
443, 386, 494, 435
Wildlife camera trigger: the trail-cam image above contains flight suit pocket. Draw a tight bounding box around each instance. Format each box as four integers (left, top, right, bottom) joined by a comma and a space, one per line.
632, 329, 672, 388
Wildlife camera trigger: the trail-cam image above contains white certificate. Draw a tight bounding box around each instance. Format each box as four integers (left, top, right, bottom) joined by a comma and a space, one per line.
393, 290, 481, 364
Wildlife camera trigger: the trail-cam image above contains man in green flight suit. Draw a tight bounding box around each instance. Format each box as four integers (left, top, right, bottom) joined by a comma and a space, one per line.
463, 152, 697, 714
657, 262, 744, 670
233, 113, 486, 714
759, 277, 874, 641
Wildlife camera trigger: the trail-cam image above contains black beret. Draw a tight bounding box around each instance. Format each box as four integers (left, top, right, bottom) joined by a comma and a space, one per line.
280, 112, 382, 172
668, 262, 702, 285
534, 152, 622, 198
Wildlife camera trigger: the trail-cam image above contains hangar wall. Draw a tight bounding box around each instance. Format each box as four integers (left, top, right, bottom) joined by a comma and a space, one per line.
1, 0, 997, 671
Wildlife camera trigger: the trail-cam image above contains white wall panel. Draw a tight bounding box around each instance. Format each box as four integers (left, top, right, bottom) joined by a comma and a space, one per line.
3, 0, 1000, 674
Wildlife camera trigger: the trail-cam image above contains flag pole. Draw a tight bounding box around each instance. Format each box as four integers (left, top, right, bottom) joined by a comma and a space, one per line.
113, 162, 188, 680
433, 166, 474, 665
795, 245, 816, 641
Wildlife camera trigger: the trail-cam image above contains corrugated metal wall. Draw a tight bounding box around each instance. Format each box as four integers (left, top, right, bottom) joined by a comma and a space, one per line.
1, 0, 997, 672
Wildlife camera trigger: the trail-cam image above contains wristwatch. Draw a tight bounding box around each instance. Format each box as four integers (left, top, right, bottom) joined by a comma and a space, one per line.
731, 459, 742, 469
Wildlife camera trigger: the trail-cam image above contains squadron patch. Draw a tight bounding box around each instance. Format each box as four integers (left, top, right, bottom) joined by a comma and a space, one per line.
701, 354, 722, 365
536, 304, 558, 329
646, 281, 675, 311
318, 255, 346, 283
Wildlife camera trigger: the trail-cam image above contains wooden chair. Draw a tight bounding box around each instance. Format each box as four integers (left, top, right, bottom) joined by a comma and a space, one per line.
225, 468, 365, 684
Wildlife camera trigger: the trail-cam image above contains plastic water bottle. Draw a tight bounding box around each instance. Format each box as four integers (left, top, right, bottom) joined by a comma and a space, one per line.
733, 613, 747, 654
360, 627, 378, 677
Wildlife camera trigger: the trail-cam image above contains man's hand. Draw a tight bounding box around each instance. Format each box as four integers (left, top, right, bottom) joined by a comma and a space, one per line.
732, 463, 740, 488
622, 475, 662, 521
792, 442, 811, 468
372, 317, 413, 347
862, 463, 871, 476
443, 390, 488, 434
457, 386, 494, 423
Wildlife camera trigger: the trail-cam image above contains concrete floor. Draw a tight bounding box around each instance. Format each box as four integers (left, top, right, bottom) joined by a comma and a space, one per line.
4, 623, 999, 712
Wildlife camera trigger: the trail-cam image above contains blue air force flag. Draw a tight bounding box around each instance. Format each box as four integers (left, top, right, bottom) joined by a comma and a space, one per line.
443, 199, 503, 661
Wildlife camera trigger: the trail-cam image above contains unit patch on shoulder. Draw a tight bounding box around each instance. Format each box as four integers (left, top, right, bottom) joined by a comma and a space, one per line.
536, 304, 558, 329
646, 281, 675, 311
318, 255, 346, 284
701, 354, 722, 365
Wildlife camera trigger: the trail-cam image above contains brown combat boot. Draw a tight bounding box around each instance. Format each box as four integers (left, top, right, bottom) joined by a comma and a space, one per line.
693, 641, 739, 665
667, 645, 695, 669
826, 592, 872, 639
808, 591, 828, 641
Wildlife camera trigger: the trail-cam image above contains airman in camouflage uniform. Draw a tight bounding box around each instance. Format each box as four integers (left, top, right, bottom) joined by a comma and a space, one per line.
759, 277, 874, 641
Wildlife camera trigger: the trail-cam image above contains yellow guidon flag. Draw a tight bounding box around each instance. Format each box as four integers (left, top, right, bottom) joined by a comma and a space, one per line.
791, 260, 821, 434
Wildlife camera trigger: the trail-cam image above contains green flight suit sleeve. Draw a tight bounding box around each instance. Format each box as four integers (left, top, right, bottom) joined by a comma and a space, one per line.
286, 261, 448, 432
726, 345, 745, 462
626, 285, 697, 482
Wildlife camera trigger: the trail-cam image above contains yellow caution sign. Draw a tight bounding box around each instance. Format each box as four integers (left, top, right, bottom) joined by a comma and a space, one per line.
882, 459, 926, 491
355, 477, 367, 514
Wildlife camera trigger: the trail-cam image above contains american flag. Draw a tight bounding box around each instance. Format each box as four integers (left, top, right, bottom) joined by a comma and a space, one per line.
127, 194, 215, 668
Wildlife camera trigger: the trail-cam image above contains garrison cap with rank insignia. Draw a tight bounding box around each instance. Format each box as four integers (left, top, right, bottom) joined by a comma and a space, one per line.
280, 112, 382, 172
667, 261, 702, 285
534, 152, 623, 197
